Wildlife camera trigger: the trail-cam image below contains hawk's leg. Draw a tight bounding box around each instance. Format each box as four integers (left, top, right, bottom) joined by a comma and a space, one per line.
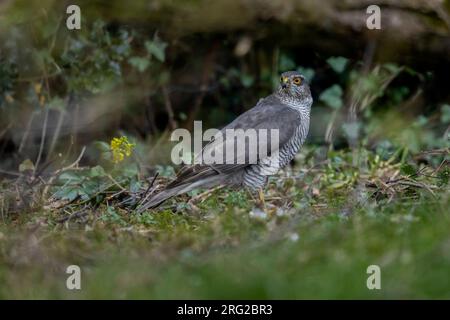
258, 188, 267, 211
242, 173, 268, 210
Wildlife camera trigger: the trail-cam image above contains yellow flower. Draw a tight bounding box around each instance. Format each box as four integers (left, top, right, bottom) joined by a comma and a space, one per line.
110, 136, 135, 163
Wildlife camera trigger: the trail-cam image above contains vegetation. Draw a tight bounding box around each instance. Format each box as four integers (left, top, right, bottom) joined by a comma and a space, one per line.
0, 1, 449, 299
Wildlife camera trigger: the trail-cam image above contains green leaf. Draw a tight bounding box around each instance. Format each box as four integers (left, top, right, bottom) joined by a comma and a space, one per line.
58, 171, 82, 183
89, 165, 106, 178
94, 141, 111, 153
319, 84, 343, 109
129, 179, 142, 193
342, 122, 361, 141
179, 112, 187, 121
279, 54, 296, 72
66, 189, 79, 202
440, 104, 450, 124
296, 67, 315, 82
121, 163, 139, 178
55, 187, 79, 201
155, 165, 175, 177
327, 56, 348, 73
145, 40, 167, 62
128, 56, 150, 72
81, 179, 101, 197
240, 74, 254, 88
413, 115, 428, 127
383, 63, 402, 74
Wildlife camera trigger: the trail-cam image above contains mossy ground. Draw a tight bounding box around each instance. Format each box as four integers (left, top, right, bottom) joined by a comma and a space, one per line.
0, 148, 448, 299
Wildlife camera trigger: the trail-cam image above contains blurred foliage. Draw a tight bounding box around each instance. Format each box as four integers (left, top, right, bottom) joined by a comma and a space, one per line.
0, 7, 448, 171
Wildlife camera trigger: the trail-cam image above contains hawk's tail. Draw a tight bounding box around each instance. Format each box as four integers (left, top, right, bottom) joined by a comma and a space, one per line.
136, 176, 221, 213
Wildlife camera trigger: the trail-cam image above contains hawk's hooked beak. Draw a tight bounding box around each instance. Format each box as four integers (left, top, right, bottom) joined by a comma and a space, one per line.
281, 77, 289, 89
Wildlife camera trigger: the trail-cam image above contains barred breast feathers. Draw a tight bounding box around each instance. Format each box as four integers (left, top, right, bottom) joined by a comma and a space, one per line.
248, 93, 312, 182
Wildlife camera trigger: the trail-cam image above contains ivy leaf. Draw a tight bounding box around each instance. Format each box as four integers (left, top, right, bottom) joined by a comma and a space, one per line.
80, 181, 97, 198
94, 141, 111, 153
121, 163, 139, 178
58, 171, 82, 183
145, 40, 167, 62
319, 84, 343, 109
297, 67, 315, 82
55, 187, 79, 202
327, 56, 348, 73
440, 104, 450, 124
383, 63, 402, 74
155, 165, 175, 177
279, 54, 296, 72
89, 165, 106, 178
128, 56, 150, 72
240, 74, 254, 88
129, 178, 142, 193
414, 115, 428, 128
342, 122, 361, 141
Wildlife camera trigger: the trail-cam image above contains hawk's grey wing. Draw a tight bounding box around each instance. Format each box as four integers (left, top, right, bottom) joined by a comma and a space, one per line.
168, 95, 301, 187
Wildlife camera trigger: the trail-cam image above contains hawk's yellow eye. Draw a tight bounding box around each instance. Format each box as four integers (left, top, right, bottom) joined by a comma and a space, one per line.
293, 77, 302, 85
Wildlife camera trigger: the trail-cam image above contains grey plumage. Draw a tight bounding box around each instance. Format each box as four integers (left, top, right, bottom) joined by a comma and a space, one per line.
137, 71, 313, 211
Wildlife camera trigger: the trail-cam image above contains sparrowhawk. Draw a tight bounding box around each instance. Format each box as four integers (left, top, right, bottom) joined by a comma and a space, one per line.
137, 70, 312, 211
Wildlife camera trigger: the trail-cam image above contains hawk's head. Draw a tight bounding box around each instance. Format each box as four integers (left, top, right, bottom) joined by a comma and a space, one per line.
278, 71, 311, 101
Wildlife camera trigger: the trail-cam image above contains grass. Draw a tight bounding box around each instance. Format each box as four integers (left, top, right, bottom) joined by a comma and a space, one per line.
0, 147, 449, 299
